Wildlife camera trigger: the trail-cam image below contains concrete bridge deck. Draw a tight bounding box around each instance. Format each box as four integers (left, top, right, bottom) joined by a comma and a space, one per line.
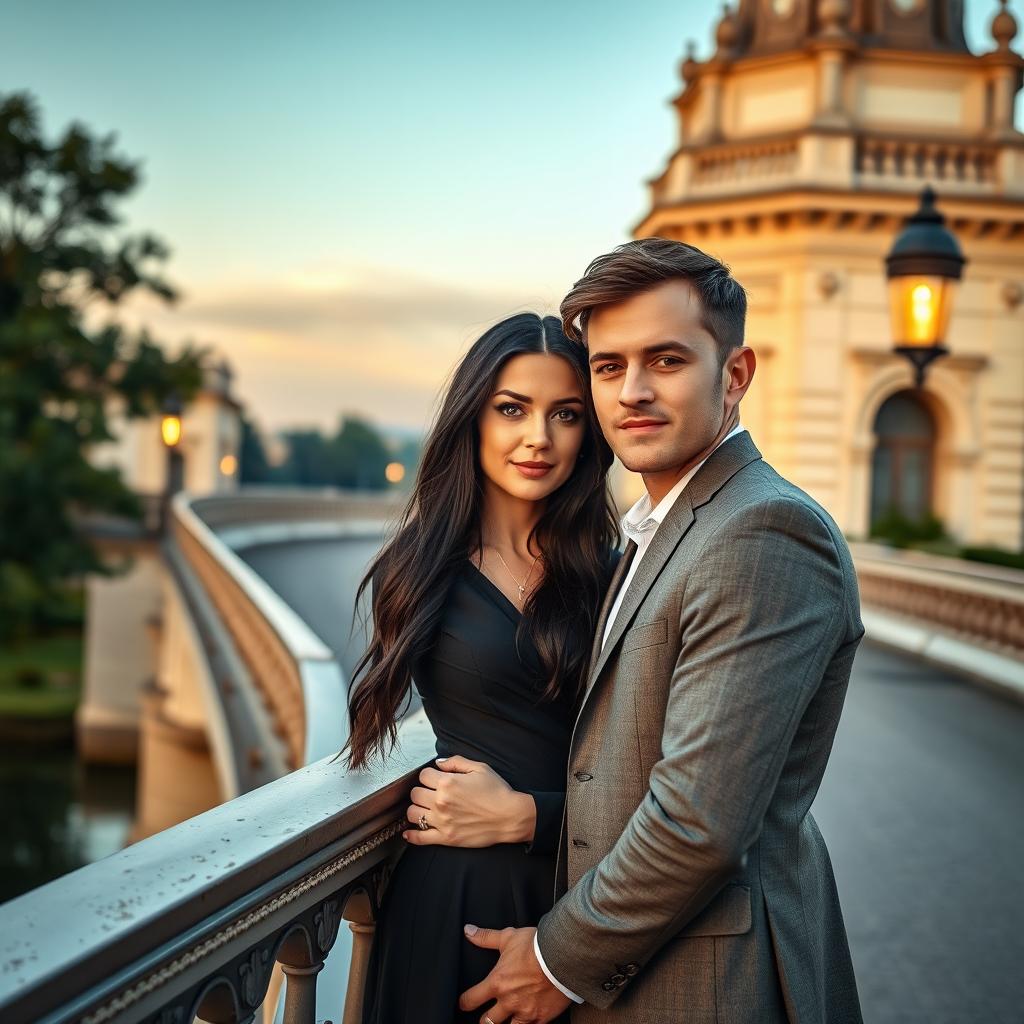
241, 534, 1024, 1024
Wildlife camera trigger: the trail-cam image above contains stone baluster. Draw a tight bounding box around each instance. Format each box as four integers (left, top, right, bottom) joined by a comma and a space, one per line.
280, 963, 324, 1024
921, 144, 937, 180
342, 891, 377, 1024
881, 141, 897, 176
277, 932, 327, 1024
953, 147, 967, 182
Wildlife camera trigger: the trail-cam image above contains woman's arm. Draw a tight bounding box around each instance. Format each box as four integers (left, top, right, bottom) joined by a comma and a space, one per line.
402, 756, 562, 851
523, 789, 565, 855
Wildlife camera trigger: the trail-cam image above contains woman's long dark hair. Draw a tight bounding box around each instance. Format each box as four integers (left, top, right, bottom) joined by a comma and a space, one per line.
345, 312, 617, 769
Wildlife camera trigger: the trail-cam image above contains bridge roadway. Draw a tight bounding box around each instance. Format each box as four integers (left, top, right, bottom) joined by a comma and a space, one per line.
240, 536, 1024, 1024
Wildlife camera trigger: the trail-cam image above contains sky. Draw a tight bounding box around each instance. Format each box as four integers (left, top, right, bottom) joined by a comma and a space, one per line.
6, 0, 1021, 435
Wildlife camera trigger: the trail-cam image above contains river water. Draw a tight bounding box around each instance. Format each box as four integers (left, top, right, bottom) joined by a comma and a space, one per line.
0, 744, 136, 905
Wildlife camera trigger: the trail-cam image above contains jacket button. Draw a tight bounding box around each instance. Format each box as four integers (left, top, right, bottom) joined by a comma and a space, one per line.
621, 962, 639, 977
573, 771, 593, 782
602, 981, 615, 992
610, 973, 626, 986
571, 838, 589, 848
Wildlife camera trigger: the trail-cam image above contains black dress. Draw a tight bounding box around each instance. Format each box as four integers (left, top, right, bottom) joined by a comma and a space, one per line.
361, 561, 575, 1024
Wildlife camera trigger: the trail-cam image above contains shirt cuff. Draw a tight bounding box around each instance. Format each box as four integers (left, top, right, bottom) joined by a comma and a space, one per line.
534, 932, 583, 1003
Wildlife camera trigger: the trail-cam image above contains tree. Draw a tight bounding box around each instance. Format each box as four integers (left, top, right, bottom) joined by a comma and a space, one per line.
331, 417, 390, 490
238, 415, 272, 484
280, 430, 333, 486
275, 418, 390, 489
0, 91, 204, 641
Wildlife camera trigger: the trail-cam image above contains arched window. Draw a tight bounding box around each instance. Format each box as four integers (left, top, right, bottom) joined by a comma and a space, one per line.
870, 390, 936, 526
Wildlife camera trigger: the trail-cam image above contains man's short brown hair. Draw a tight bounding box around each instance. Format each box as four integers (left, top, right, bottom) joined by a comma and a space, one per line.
560, 238, 747, 362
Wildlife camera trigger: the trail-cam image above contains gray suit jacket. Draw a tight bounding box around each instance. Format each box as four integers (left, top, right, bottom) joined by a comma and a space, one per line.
536, 433, 864, 1024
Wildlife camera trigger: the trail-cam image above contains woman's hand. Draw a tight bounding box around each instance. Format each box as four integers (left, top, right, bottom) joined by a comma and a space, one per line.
403, 756, 537, 848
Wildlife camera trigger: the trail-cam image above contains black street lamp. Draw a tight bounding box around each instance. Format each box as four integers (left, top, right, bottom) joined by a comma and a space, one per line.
885, 186, 966, 387
160, 392, 185, 531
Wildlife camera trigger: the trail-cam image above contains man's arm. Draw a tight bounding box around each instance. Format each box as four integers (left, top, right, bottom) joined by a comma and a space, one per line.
537, 497, 852, 1007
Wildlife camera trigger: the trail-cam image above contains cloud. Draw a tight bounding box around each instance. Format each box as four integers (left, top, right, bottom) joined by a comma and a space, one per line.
114, 264, 565, 433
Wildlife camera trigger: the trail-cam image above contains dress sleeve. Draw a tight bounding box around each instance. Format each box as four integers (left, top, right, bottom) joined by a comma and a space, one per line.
524, 789, 565, 855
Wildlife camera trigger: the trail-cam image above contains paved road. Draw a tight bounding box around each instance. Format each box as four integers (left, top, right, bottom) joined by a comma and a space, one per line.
244, 537, 1024, 1024
239, 536, 379, 680
812, 642, 1024, 1024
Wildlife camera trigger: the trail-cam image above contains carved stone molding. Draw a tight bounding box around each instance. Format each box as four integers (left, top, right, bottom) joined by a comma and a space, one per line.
81, 818, 405, 1024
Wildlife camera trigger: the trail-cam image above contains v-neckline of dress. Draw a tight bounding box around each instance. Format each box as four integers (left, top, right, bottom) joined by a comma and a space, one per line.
465, 559, 523, 624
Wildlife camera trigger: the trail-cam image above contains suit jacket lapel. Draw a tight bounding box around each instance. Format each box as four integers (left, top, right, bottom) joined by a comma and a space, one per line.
584, 498, 695, 699
586, 540, 637, 675
581, 432, 764, 708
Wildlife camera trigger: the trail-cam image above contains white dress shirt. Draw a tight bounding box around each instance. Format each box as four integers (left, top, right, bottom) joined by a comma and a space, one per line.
534, 423, 747, 1003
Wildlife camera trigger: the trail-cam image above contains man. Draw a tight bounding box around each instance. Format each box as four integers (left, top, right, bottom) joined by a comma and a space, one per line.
460, 238, 864, 1023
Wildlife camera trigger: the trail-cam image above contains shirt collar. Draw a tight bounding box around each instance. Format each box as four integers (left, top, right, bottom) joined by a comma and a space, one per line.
621, 424, 746, 545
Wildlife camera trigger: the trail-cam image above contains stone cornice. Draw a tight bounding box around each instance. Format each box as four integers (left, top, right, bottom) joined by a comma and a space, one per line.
635, 188, 1024, 239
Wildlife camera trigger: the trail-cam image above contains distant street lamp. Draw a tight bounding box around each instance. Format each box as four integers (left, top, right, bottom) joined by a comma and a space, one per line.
160, 393, 185, 531
885, 186, 966, 387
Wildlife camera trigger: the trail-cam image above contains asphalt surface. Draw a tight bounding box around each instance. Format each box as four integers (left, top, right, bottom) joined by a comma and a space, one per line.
239, 536, 378, 680
243, 536, 1024, 1024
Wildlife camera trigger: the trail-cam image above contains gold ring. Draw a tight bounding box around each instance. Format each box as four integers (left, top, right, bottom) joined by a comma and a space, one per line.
417, 813, 430, 831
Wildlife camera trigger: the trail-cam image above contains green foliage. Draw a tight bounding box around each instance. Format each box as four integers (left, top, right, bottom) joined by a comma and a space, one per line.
869, 508, 948, 549
0, 630, 81, 718
331, 417, 391, 490
278, 416, 391, 490
960, 546, 1024, 572
867, 509, 1024, 572
238, 414, 272, 484
0, 91, 205, 640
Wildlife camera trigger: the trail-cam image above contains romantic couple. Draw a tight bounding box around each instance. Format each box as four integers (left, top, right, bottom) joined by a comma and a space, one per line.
345, 238, 864, 1023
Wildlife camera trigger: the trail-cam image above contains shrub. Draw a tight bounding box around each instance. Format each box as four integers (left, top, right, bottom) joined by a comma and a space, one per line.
960, 546, 1024, 572
870, 509, 948, 549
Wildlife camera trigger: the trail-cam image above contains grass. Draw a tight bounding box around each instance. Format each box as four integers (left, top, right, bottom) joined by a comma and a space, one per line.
0, 631, 83, 718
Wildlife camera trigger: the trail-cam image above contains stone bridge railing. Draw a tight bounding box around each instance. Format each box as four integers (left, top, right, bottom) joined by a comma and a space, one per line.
851, 543, 1024, 695
0, 714, 435, 1024
167, 490, 401, 777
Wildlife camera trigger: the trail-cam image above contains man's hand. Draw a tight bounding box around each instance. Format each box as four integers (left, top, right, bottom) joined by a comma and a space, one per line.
459, 925, 571, 1024
403, 756, 537, 848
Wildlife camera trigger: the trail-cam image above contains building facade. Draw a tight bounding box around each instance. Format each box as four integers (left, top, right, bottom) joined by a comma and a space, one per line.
89, 358, 243, 500
634, 0, 1024, 549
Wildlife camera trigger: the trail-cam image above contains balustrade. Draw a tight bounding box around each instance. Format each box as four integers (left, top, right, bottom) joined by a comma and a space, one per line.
852, 545, 1024, 661
856, 138, 997, 187
0, 714, 436, 1024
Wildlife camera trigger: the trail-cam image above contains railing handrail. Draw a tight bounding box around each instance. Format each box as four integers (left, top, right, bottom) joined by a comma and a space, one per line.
169, 489, 400, 768
852, 542, 1024, 662
851, 542, 1024, 600
0, 714, 436, 1024
173, 492, 340, 664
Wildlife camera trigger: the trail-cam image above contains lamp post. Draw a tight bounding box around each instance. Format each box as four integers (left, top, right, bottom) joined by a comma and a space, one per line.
160, 393, 184, 531
885, 186, 966, 387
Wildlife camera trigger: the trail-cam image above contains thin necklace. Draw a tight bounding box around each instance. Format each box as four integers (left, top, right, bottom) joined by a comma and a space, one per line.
493, 548, 540, 604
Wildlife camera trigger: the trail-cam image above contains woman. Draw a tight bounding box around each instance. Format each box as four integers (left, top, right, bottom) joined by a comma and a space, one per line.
347, 312, 618, 1023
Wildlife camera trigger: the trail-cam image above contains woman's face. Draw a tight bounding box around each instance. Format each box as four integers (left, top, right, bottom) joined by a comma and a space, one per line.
477, 352, 587, 505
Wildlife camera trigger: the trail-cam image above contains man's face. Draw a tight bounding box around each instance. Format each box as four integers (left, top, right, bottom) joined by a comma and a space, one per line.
587, 279, 747, 496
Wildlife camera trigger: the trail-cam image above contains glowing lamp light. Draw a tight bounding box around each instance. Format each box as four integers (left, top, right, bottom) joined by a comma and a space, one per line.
220, 454, 238, 476
161, 414, 182, 448
885, 187, 965, 387
385, 461, 406, 484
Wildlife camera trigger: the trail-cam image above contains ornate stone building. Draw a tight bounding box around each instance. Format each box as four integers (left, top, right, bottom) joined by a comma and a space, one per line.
635, 0, 1024, 549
